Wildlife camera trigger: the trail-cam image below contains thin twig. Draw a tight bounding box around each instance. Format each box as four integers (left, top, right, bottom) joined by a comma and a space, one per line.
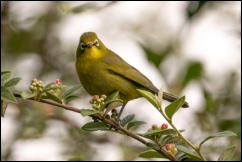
13, 93, 177, 161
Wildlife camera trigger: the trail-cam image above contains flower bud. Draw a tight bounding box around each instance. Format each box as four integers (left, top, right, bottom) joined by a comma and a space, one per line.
165, 144, 171, 150
147, 128, 152, 132
112, 109, 118, 114
32, 78, 37, 83
56, 79, 61, 85
101, 94, 107, 99
32, 82, 37, 86
161, 123, 168, 129
152, 124, 158, 130
93, 95, 99, 100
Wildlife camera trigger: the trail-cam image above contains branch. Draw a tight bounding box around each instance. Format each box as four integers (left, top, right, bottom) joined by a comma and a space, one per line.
13, 93, 177, 161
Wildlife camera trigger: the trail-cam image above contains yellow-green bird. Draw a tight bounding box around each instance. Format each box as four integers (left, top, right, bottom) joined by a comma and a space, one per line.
76, 32, 189, 122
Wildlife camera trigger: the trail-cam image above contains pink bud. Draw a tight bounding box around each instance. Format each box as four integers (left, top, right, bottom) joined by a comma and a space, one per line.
93, 95, 99, 100
32, 78, 37, 82
165, 144, 171, 150
162, 123, 168, 129
56, 79, 61, 84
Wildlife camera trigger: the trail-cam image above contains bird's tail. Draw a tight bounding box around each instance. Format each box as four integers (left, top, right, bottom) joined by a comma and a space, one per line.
162, 91, 189, 108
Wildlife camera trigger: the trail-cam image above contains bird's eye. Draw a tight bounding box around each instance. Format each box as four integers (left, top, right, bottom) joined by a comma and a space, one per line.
80, 43, 86, 49
94, 40, 99, 47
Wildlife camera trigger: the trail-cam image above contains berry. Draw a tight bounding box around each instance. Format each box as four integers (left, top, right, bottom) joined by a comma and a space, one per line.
152, 124, 158, 130
165, 144, 171, 150
56, 79, 61, 85
161, 123, 168, 129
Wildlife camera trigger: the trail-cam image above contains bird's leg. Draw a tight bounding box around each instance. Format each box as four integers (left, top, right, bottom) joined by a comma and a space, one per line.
114, 103, 126, 128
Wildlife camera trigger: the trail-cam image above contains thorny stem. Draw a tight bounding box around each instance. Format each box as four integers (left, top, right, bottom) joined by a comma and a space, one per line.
13, 93, 177, 161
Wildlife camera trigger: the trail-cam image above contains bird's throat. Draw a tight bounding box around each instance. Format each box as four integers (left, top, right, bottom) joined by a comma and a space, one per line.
84, 47, 102, 60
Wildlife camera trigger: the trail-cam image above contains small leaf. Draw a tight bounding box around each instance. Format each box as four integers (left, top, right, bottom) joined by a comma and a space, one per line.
82, 122, 110, 131
139, 150, 165, 159
105, 91, 119, 105
45, 92, 62, 104
165, 96, 185, 120
5, 77, 21, 87
146, 142, 160, 150
1, 71, 11, 84
65, 95, 79, 104
120, 114, 135, 127
1, 86, 17, 103
67, 157, 83, 161
1, 100, 8, 117
141, 129, 177, 137
21, 91, 36, 99
163, 136, 185, 145
80, 109, 99, 117
137, 89, 159, 108
218, 146, 236, 161
176, 145, 202, 161
60, 85, 81, 99
199, 131, 237, 147
127, 121, 146, 130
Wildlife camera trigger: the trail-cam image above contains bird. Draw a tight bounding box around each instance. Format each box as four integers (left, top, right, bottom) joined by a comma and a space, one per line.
75, 32, 189, 123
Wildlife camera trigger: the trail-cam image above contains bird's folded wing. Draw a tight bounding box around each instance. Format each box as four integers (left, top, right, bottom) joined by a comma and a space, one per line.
103, 50, 159, 94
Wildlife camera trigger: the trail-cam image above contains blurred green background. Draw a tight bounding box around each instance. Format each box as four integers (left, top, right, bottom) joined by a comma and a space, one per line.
1, 1, 241, 161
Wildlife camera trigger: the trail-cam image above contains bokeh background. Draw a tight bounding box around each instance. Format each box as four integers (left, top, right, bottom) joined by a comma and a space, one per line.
1, 1, 241, 161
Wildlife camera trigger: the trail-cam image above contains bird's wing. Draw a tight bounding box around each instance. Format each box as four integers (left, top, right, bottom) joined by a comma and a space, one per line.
102, 49, 159, 94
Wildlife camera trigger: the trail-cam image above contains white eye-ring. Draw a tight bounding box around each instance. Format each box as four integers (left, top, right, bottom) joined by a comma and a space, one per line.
80, 43, 86, 50
94, 39, 99, 47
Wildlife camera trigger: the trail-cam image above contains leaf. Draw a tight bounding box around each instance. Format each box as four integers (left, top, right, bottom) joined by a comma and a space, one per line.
182, 62, 203, 87
163, 136, 185, 145
65, 95, 79, 104
137, 89, 159, 108
120, 114, 135, 127
45, 92, 62, 104
165, 96, 185, 120
1, 71, 11, 84
1, 86, 17, 103
60, 85, 81, 99
199, 131, 237, 147
127, 121, 146, 130
139, 150, 165, 159
1, 100, 8, 117
146, 142, 160, 150
218, 146, 236, 161
21, 91, 36, 99
82, 122, 110, 131
176, 145, 202, 161
67, 157, 83, 161
5, 77, 21, 87
105, 90, 119, 105
141, 129, 177, 137
80, 109, 99, 117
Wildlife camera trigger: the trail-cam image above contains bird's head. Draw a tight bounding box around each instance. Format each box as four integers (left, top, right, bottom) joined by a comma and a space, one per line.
77, 32, 106, 58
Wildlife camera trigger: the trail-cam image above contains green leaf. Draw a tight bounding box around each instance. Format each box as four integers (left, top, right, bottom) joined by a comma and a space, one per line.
80, 109, 99, 117
165, 96, 185, 120
139, 150, 165, 159
137, 89, 158, 108
141, 129, 177, 137
127, 121, 146, 130
163, 136, 185, 145
176, 145, 202, 161
120, 114, 135, 127
146, 142, 160, 150
67, 157, 83, 161
218, 146, 236, 161
21, 91, 36, 99
65, 95, 79, 104
1, 71, 11, 84
199, 131, 237, 147
45, 92, 62, 104
1, 100, 8, 117
60, 85, 81, 99
182, 62, 203, 87
1, 86, 17, 103
105, 91, 119, 105
82, 122, 110, 131
5, 77, 21, 87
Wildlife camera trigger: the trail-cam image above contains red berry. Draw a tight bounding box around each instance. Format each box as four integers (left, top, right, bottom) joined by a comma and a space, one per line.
56, 79, 61, 84
162, 123, 168, 129
165, 144, 171, 150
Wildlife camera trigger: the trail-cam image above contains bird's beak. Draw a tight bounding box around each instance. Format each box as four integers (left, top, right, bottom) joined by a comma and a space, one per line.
87, 43, 93, 48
